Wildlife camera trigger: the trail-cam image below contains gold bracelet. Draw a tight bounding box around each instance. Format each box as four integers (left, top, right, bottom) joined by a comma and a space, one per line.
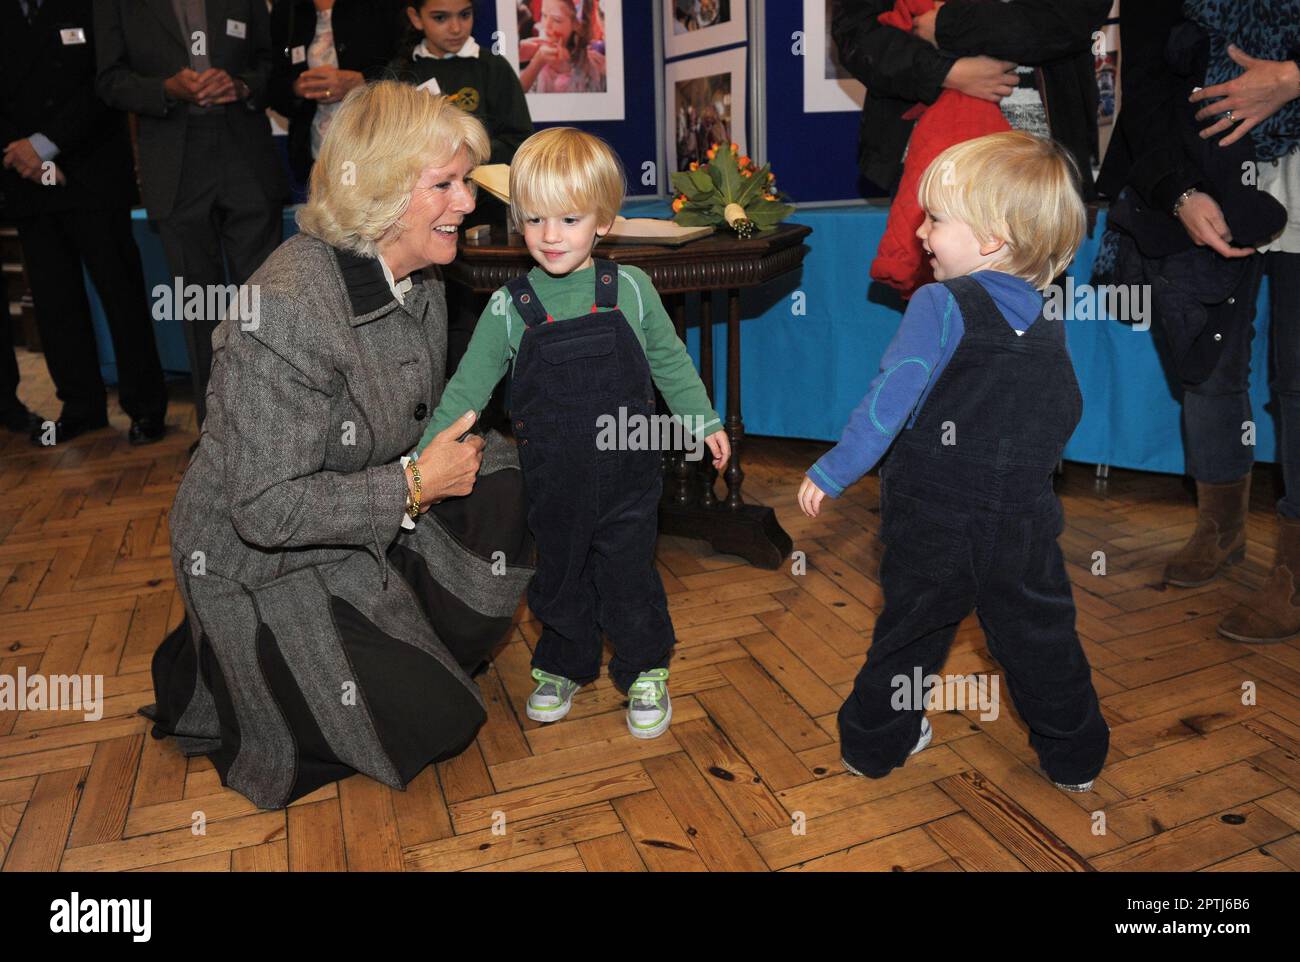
406, 463, 422, 520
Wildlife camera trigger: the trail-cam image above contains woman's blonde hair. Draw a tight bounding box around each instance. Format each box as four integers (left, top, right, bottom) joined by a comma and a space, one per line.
917, 131, 1086, 290
509, 127, 625, 230
297, 81, 490, 256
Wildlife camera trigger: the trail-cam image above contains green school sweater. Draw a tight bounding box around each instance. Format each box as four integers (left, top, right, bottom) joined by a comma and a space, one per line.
391, 48, 533, 165
421, 263, 724, 450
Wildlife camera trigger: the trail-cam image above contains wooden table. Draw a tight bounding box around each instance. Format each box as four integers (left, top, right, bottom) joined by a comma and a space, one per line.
445, 222, 813, 570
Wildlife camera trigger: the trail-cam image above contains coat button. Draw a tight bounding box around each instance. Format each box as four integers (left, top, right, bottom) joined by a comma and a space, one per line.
414, 403, 428, 419
515, 420, 524, 428
1227, 297, 1236, 305
1214, 333, 1223, 341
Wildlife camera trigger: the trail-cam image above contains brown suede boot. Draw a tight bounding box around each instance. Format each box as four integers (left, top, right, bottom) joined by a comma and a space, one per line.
1163, 476, 1251, 587
1219, 516, 1300, 644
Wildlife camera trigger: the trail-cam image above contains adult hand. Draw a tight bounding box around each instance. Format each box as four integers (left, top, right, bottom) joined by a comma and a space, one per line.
943, 56, 1018, 103
2, 139, 42, 180
911, 1, 945, 48
194, 68, 238, 106
1191, 45, 1300, 148
797, 476, 827, 518
163, 68, 205, 104
411, 411, 484, 509
294, 66, 363, 104
704, 431, 730, 472
1176, 191, 1256, 258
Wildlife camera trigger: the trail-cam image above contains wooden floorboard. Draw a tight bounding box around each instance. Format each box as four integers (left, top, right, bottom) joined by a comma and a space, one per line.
1, 347, 1296, 872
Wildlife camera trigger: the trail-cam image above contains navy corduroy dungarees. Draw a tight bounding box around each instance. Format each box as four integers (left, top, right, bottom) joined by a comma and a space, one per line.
507, 260, 674, 692
839, 276, 1110, 786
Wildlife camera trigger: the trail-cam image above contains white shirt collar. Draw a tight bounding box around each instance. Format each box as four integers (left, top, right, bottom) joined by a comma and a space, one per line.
378, 255, 413, 305
413, 36, 480, 60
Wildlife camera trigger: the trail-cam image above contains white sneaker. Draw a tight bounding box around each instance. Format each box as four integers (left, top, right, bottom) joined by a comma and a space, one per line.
526, 668, 581, 723
626, 669, 671, 739
842, 716, 932, 777
1053, 779, 1095, 793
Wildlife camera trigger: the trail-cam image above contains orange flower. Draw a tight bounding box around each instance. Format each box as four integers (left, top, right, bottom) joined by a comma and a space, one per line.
741, 170, 752, 178
767, 171, 776, 181
764, 193, 777, 201
730, 142, 738, 152
689, 161, 699, 171
672, 197, 685, 213
738, 156, 751, 168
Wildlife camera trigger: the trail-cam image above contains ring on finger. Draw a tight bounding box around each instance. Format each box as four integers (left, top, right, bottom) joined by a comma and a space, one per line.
1226, 109, 1236, 122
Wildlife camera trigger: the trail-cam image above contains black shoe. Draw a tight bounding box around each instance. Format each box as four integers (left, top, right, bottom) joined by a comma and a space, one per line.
30, 414, 109, 447
128, 416, 166, 445
2, 406, 44, 434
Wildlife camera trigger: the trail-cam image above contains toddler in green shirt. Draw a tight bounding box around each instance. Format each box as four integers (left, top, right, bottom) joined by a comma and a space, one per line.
420, 127, 729, 740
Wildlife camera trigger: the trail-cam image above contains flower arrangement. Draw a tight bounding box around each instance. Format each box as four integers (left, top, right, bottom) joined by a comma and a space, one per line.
670, 142, 795, 240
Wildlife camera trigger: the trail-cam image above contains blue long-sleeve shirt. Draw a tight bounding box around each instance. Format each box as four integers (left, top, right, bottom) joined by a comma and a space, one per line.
808, 271, 1045, 498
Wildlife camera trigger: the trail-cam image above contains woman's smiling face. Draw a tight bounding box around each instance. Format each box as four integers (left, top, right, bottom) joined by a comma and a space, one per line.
381, 147, 477, 278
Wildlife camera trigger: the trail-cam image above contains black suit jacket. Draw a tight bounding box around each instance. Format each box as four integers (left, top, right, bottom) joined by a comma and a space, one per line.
94, 0, 287, 220
268, 0, 406, 182
0, 0, 137, 217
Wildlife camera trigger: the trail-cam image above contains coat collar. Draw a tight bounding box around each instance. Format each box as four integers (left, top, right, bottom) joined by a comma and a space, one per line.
332, 246, 428, 325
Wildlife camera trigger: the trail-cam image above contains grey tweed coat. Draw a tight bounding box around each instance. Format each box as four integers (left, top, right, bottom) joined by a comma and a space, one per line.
143, 231, 534, 810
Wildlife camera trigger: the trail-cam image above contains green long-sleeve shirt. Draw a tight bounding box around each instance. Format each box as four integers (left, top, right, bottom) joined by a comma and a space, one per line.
421, 263, 723, 450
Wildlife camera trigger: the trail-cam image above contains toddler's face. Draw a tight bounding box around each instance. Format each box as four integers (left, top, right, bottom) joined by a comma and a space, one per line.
916, 209, 1001, 281
409, 0, 474, 57
522, 211, 613, 276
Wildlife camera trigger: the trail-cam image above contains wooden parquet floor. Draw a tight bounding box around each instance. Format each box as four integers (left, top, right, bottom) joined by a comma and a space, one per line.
2, 348, 1299, 873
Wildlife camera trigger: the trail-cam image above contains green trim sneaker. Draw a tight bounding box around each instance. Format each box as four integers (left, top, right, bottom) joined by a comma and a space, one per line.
841, 716, 931, 777
627, 669, 671, 739
526, 669, 581, 723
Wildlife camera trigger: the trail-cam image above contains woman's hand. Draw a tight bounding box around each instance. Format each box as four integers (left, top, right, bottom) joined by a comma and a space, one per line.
1191, 45, 1300, 148
704, 430, 730, 472
797, 476, 827, 518
294, 66, 364, 103
1176, 191, 1256, 258
410, 411, 484, 510
943, 56, 1018, 103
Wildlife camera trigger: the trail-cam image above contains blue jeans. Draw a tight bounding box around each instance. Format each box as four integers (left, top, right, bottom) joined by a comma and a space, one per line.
1184, 251, 1300, 519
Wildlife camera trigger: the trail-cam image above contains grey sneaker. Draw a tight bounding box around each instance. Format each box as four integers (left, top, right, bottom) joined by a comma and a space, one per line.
842, 716, 932, 777
1053, 779, 1095, 793
626, 669, 671, 739
526, 668, 581, 722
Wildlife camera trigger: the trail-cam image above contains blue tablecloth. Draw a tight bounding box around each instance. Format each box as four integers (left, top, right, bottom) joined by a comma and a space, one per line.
88, 201, 1280, 473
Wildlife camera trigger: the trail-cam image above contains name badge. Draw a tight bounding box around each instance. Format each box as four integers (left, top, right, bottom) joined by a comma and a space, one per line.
291, 45, 306, 64
59, 27, 87, 45
416, 77, 442, 96
226, 19, 246, 39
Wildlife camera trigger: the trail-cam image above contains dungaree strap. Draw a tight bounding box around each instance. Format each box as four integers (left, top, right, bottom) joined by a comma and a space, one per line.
506, 275, 550, 328
940, 276, 1010, 337
593, 259, 619, 310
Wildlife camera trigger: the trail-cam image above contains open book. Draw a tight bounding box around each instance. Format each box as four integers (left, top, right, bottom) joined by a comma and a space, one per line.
469, 166, 714, 246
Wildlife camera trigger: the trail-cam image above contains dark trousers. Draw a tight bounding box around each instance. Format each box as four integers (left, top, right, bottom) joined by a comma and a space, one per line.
839, 495, 1110, 786
15, 206, 166, 423
526, 441, 674, 692
155, 117, 281, 428
1183, 251, 1300, 519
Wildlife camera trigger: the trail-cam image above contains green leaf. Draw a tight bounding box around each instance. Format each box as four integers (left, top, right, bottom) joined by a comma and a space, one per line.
688, 169, 716, 194
735, 172, 766, 207
673, 209, 717, 227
